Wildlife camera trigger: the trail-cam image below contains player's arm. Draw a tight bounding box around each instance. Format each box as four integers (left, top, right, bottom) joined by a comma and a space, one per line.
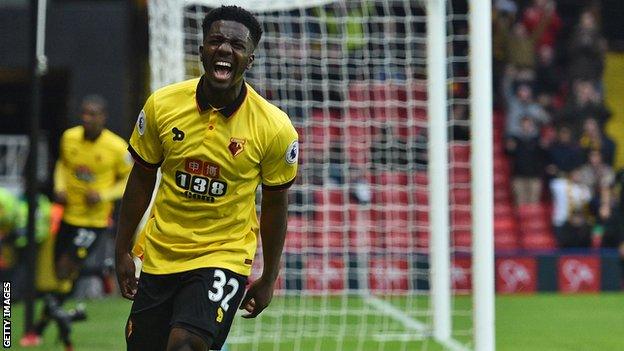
53, 135, 69, 204
114, 163, 157, 299
96, 176, 128, 203
240, 188, 288, 318
99, 151, 133, 203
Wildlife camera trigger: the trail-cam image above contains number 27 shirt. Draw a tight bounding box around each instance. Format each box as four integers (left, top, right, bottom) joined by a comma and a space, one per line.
129, 78, 298, 276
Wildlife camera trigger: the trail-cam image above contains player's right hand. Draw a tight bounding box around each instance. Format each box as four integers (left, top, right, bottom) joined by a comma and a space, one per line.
85, 190, 101, 206
115, 252, 138, 300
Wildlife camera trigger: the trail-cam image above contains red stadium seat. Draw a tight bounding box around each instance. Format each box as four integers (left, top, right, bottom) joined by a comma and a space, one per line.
371, 171, 409, 186
349, 83, 410, 124
348, 83, 370, 102
415, 207, 430, 227
415, 230, 430, 250
371, 188, 409, 205
494, 231, 519, 250
519, 219, 550, 233
494, 217, 518, 233
494, 204, 514, 219
451, 188, 471, 206
494, 189, 512, 202
452, 209, 472, 228
411, 106, 428, 125
313, 189, 350, 227
451, 167, 471, 183
412, 172, 429, 187
285, 216, 305, 252
494, 158, 510, 175
517, 203, 550, 221
453, 230, 472, 247
450, 144, 470, 163
493, 172, 511, 187
521, 231, 556, 250
310, 231, 345, 251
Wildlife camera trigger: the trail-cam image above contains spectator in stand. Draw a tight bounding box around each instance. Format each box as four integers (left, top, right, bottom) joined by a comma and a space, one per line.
492, 0, 517, 105
598, 169, 623, 250
617, 169, 624, 217
578, 149, 615, 222
503, 66, 550, 138
579, 117, 615, 166
506, 117, 546, 205
506, 23, 537, 70
507, 7, 555, 71
545, 124, 584, 178
521, 0, 562, 52
550, 167, 592, 248
600, 170, 624, 253
534, 46, 561, 110
558, 79, 611, 133
567, 9, 607, 84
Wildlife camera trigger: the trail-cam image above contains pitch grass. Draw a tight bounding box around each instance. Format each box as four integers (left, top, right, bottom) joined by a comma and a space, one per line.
6, 293, 624, 350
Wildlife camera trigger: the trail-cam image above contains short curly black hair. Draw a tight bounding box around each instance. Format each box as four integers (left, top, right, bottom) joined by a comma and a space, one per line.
202, 5, 263, 49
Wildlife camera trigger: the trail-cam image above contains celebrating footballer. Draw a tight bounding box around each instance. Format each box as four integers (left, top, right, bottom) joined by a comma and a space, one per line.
115, 5, 298, 351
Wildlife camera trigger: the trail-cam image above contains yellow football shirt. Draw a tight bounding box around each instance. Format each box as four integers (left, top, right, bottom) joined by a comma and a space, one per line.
129, 78, 299, 276
54, 126, 131, 228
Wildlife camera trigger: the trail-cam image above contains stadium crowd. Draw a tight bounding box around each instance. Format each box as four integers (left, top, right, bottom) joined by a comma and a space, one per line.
494, 0, 623, 251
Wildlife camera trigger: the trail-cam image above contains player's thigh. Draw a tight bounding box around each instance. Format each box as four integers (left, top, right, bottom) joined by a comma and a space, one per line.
166, 327, 211, 351
127, 272, 179, 351
126, 307, 172, 351
171, 268, 247, 350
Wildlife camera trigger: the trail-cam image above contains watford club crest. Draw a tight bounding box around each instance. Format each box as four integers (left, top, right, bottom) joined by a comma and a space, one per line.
228, 138, 245, 157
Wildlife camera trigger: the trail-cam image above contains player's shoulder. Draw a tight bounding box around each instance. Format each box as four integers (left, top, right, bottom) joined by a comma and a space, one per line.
61, 126, 84, 141
245, 84, 292, 127
151, 78, 199, 105
101, 129, 129, 150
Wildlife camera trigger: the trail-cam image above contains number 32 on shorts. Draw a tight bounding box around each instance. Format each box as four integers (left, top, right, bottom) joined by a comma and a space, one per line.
208, 269, 239, 312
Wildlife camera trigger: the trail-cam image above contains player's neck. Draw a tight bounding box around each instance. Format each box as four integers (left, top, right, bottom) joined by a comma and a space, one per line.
201, 78, 243, 109
83, 128, 103, 141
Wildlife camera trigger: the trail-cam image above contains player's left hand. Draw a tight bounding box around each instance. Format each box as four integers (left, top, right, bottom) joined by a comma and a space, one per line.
85, 190, 101, 206
239, 277, 276, 318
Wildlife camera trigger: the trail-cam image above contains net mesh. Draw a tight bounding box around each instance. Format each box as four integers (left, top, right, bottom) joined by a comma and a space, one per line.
149, 0, 473, 349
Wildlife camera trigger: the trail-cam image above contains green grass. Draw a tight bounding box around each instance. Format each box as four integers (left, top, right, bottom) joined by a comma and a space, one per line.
9, 297, 131, 351
496, 293, 624, 351
6, 293, 624, 350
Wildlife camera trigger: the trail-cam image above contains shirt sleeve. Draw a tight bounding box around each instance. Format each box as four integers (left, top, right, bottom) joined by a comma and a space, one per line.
53, 133, 68, 194
129, 94, 163, 168
99, 146, 133, 202
116, 147, 133, 179
261, 122, 299, 191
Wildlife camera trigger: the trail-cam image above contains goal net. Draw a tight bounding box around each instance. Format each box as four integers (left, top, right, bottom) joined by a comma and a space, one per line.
148, 0, 491, 350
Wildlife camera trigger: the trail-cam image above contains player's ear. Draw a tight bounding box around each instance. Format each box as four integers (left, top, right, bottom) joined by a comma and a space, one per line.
199, 46, 204, 61
246, 54, 255, 70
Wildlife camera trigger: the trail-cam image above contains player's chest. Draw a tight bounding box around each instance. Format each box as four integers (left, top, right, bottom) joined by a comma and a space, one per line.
159, 112, 263, 176
64, 142, 116, 180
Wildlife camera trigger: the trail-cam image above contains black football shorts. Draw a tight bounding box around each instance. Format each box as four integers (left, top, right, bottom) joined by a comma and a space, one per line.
54, 221, 105, 263
126, 267, 247, 351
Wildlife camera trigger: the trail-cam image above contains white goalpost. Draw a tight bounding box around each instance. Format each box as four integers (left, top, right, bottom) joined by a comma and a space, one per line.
147, 0, 494, 350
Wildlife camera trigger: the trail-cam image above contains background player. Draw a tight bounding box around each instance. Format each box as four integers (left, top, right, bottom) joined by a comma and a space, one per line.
24, 95, 132, 348
115, 5, 298, 351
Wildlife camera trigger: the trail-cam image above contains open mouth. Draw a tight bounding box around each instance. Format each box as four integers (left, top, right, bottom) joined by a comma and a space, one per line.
213, 61, 233, 81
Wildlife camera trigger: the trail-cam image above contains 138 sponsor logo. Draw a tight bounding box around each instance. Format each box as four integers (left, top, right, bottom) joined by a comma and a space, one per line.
176, 158, 227, 202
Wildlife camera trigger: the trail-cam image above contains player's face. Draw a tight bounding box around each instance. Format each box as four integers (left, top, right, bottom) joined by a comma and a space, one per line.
80, 102, 106, 136
200, 20, 255, 91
